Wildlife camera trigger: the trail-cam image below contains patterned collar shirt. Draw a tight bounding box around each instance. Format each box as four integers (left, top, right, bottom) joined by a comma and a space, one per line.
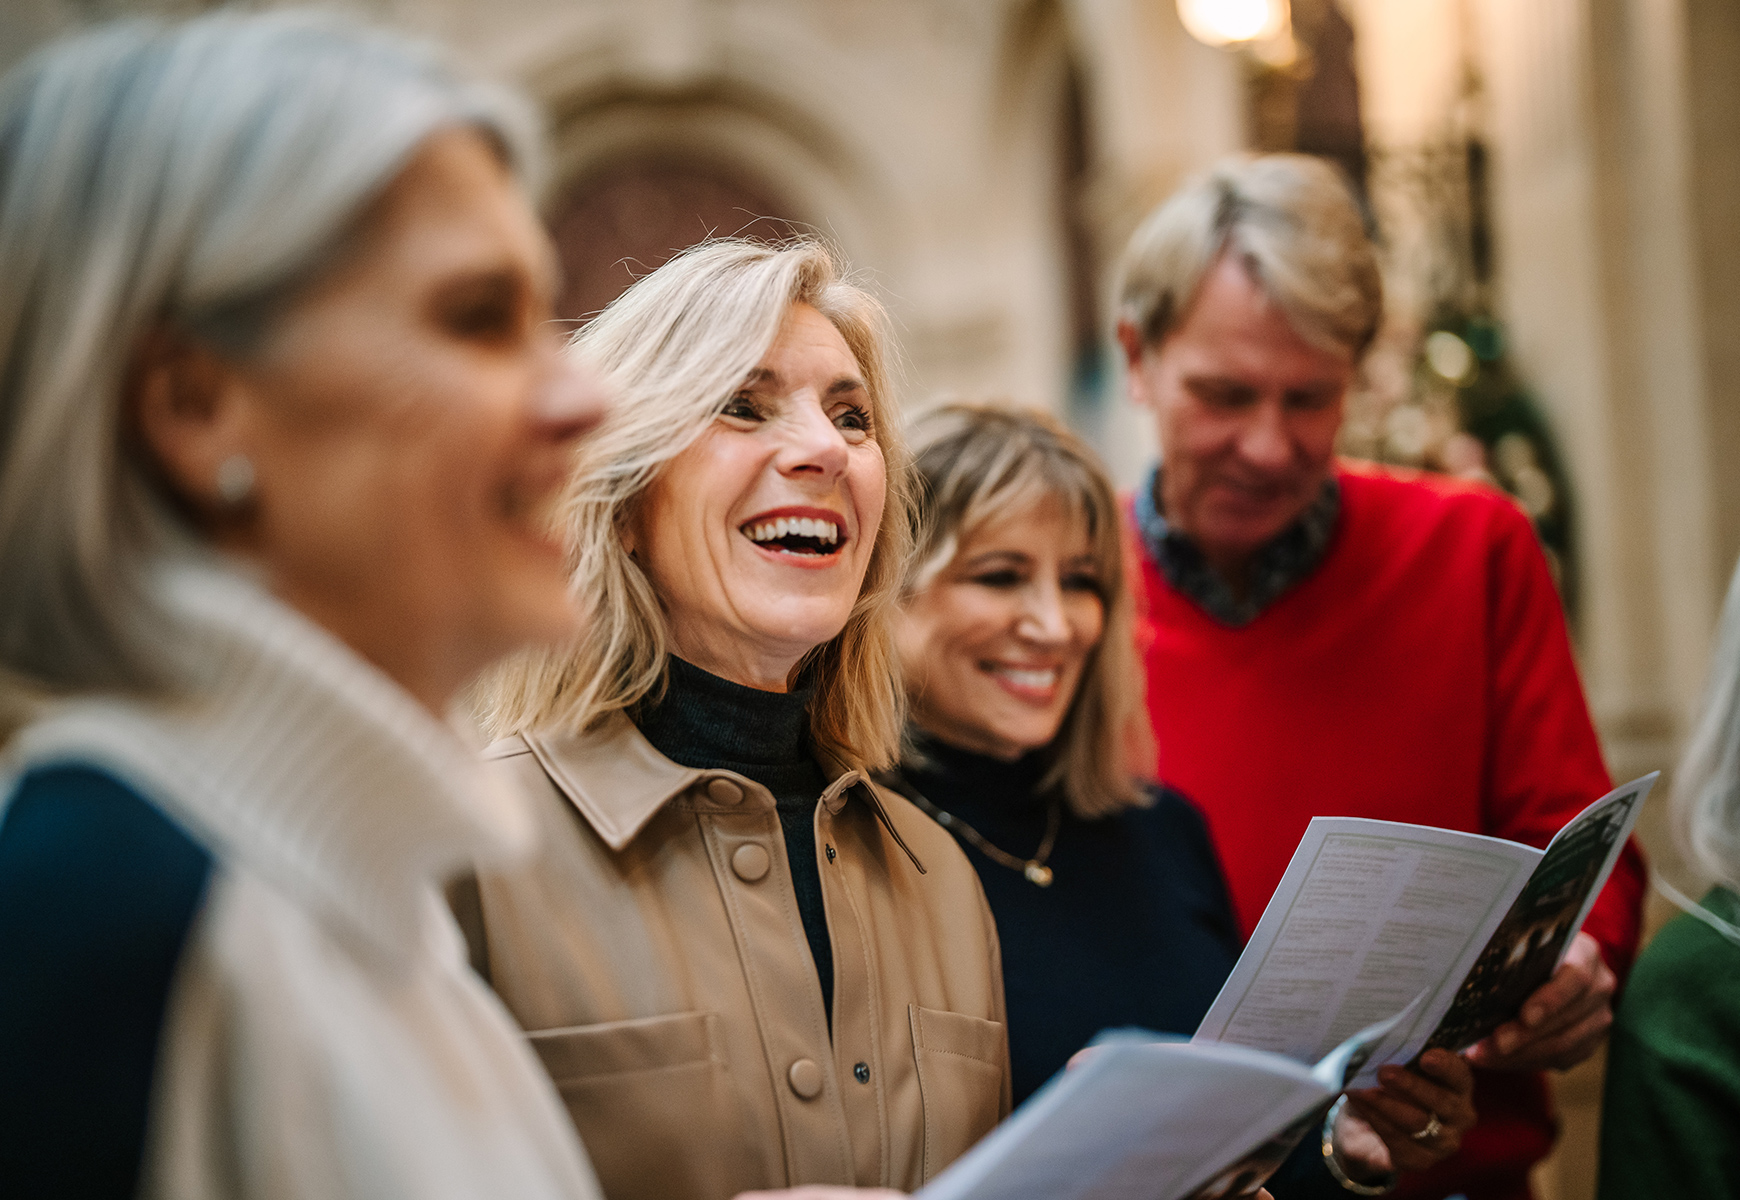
1133, 462, 1342, 628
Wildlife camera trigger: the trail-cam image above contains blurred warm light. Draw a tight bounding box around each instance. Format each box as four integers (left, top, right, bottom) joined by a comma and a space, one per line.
1175, 0, 1289, 48
1425, 331, 1478, 385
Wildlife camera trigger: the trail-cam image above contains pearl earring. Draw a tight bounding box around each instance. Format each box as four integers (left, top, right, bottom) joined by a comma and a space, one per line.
215, 454, 255, 506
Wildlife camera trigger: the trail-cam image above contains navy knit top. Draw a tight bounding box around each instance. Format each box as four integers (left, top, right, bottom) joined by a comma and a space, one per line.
889, 736, 1240, 1103
0, 765, 213, 1198
891, 735, 1356, 1198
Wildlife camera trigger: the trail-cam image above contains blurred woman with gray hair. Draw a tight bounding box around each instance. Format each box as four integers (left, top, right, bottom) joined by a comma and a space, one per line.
1598, 555, 1740, 1198
0, 12, 610, 1198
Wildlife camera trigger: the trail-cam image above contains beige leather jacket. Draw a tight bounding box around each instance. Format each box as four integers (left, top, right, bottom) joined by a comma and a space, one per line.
453, 714, 1012, 1200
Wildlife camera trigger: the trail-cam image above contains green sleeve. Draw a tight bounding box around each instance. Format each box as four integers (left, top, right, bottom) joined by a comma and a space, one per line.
1598, 902, 1740, 1200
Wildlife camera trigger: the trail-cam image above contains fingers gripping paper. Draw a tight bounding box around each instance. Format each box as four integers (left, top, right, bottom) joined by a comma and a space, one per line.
913, 777, 1651, 1200
915, 1002, 1418, 1200
1193, 775, 1655, 1086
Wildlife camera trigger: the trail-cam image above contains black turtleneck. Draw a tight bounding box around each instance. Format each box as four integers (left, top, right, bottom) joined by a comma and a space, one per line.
634, 656, 833, 1022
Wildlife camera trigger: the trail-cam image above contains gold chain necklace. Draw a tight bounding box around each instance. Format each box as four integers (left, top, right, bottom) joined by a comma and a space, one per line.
898, 781, 1061, 887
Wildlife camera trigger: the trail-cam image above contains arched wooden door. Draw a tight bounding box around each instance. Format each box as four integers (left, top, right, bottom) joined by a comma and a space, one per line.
548, 157, 803, 325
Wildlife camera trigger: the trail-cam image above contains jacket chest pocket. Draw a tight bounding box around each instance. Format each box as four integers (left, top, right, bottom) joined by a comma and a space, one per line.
528, 1010, 764, 1200
908, 1004, 1008, 1181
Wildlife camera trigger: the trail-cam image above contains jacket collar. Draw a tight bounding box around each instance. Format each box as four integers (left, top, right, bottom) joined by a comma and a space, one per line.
521, 714, 704, 852
3, 559, 533, 975
521, 714, 925, 873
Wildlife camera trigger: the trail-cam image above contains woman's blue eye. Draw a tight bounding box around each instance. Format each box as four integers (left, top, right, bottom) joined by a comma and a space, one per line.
835, 405, 871, 432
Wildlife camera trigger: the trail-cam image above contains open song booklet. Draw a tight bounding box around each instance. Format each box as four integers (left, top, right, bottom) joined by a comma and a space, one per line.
914, 774, 1653, 1200
1194, 773, 1656, 1085
916, 1000, 1421, 1200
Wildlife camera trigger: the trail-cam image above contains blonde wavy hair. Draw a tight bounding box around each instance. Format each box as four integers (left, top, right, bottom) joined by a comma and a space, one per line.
477, 238, 912, 771
901, 404, 1155, 817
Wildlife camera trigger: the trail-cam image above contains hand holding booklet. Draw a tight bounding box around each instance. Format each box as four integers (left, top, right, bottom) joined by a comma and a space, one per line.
1193, 773, 1655, 1084
915, 775, 1653, 1200
916, 1000, 1420, 1200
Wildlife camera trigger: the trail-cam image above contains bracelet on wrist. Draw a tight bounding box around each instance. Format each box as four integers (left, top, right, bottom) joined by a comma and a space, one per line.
1321, 1096, 1398, 1196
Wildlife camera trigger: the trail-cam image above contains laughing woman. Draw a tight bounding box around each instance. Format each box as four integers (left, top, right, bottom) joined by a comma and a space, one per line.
461, 240, 1010, 1200
887, 405, 1478, 1199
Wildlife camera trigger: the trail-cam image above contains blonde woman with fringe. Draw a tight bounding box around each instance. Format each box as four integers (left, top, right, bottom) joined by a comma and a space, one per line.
458, 239, 1010, 1200
884, 405, 1474, 1198
885, 405, 1233, 1090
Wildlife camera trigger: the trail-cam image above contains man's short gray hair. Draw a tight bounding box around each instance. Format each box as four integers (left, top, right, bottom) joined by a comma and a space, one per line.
1117, 153, 1382, 360
0, 10, 541, 721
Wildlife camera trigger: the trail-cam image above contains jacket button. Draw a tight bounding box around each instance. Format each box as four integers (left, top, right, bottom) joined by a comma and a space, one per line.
707, 778, 744, 805
732, 843, 770, 882
853, 1061, 870, 1084
788, 1058, 824, 1099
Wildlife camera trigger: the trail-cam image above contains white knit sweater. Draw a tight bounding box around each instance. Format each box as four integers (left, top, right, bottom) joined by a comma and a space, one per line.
1, 562, 603, 1200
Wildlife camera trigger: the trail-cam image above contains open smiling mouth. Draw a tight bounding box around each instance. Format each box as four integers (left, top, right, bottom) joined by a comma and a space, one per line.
741, 515, 844, 557
984, 664, 1059, 691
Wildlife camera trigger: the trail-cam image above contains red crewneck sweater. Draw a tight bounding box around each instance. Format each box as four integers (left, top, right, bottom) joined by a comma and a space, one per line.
1132, 461, 1645, 1200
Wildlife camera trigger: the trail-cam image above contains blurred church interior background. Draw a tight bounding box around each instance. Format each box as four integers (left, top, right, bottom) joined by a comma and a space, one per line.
3, 2, 1735, 1195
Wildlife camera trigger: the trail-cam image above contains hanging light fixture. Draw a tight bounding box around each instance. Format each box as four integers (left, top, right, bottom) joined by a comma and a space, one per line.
1175, 0, 1289, 48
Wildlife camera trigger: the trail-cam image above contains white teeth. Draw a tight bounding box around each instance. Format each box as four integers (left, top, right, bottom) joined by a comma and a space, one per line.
741, 517, 841, 546
996, 666, 1058, 690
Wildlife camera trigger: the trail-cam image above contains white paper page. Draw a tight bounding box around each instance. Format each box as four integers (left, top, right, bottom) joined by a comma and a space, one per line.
1194, 819, 1540, 1086
916, 1041, 1329, 1200
1310, 990, 1429, 1091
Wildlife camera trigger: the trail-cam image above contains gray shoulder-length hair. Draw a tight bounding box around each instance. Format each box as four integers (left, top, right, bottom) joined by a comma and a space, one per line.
1676, 556, 1740, 890
477, 238, 914, 772
901, 404, 1156, 818
1118, 153, 1382, 361
0, 11, 540, 734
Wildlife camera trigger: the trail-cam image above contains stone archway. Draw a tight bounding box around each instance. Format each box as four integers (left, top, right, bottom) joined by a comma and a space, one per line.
548, 155, 804, 325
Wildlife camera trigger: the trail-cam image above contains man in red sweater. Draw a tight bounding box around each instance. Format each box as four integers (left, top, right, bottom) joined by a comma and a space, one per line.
1115, 155, 1645, 1200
